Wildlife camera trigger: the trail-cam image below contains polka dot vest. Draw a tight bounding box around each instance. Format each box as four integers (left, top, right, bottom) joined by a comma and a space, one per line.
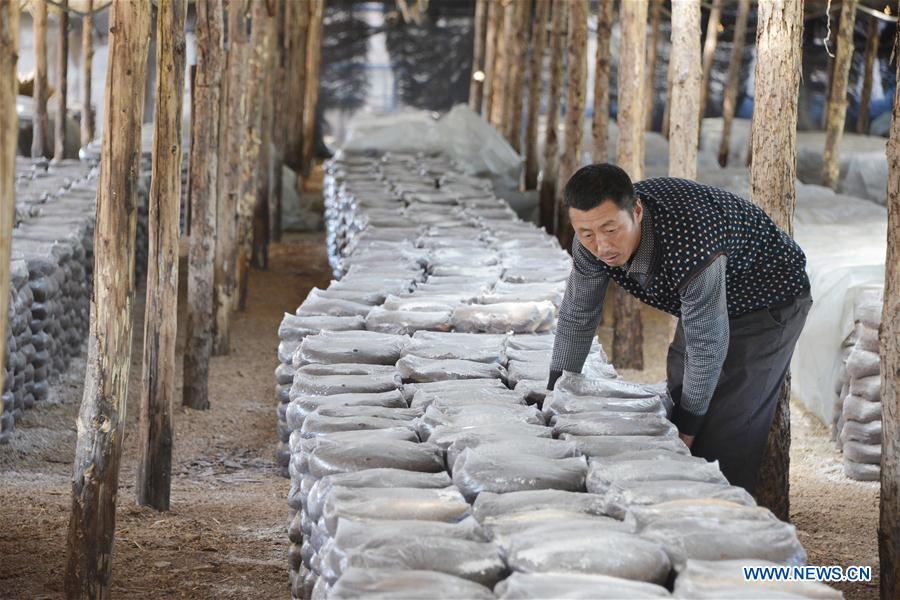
600, 177, 810, 318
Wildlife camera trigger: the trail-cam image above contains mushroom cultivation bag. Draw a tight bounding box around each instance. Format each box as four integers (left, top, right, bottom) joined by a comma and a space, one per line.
552, 412, 678, 438
543, 390, 665, 419
396, 355, 506, 383
586, 452, 728, 490
452, 448, 588, 501
329, 567, 495, 600
451, 301, 556, 334
417, 403, 544, 440
561, 434, 690, 458
472, 489, 610, 521
402, 331, 507, 363
590, 480, 756, 520
298, 330, 410, 365
628, 499, 807, 568
364, 306, 453, 335
307, 438, 444, 479
495, 572, 671, 599
446, 436, 579, 474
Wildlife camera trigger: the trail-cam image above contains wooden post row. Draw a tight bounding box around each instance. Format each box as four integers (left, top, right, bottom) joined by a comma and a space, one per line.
468, 0, 487, 115
301, 0, 324, 178
523, 0, 549, 191
32, 0, 49, 159
591, 0, 614, 164
537, 0, 566, 234
54, 0, 69, 160
717, 0, 750, 167
822, 0, 858, 190
81, 0, 93, 148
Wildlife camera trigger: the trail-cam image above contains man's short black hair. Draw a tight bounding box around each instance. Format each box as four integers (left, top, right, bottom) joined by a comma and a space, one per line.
563, 163, 636, 213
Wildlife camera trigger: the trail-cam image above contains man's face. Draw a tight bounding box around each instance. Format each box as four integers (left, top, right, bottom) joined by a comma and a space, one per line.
569, 199, 643, 268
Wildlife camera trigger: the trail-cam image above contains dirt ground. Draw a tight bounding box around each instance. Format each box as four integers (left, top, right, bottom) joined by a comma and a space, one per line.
0, 229, 882, 599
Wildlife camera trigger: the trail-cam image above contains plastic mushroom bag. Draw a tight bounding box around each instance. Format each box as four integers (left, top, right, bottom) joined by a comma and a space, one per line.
400, 377, 508, 402
628, 500, 808, 568
451, 301, 556, 334
297, 330, 411, 365
296, 294, 373, 318
403, 331, 507, 363
495, 572, 672, 599
552, 411, 678, 438
673, 559, 842, 599
426, 422, 553, 452
329, 567, 495, 600
472, 490, 610, 521
586, 451, 729, 489
307, 438, 444, 479
290, 364, 400, 397
555, 371, 664, 399
321, 486, 472, 536
482, 511, 632, 548
502, 519, 672, 584
410, 385, 524, 410
561, 434, 690, 458
417, 404, 544, 440
543, 390, 666, 419
285, 390, 408, 431
396, 355, 506, 383
452, 448, 588, 501
364, 306, 453, 335
591, 480, 756, 520
446, 436, 580, 474
307, 469, 452, 523
299, 412, 419, 439
278, 313, 365, 342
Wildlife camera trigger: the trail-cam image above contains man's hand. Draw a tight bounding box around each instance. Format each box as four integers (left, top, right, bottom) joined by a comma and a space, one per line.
679, 432, 695, 450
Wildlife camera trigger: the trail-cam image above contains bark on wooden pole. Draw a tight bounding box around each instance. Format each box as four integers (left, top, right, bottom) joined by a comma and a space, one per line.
668, 0, 701, 181
183, 0, 224, 411
236, 0, 272, 313
881, 25, 900, 596
468, 0, 487, 114
643, 0, 663, 131
268, 0, 287, 244
489, 0, 512, 132
750, 0, 803, 522
64, 1, 150, 595
213, 0, 249, 357
284, 0, 308, 171
136, 0, 187, 512
613, 0, 648, 371
857, 15, 879, 135
698, 0, 722, 136
523, 0, 549, 190
0, 0, 20, 420
53, 0, 68, 161
717, 0, 750, 167
31, 0, 49, 159
482, 0, 502, 118
822, 0, 858, 189
591, 0, 614, 163
504, 0, 530, 153
556, 0, 588, 250
300, 0, 324, 178
538, 0, 566, 234
80, 0, 93, 148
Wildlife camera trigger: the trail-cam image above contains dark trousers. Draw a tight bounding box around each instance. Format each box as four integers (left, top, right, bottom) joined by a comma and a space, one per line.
667, 292, 812, 494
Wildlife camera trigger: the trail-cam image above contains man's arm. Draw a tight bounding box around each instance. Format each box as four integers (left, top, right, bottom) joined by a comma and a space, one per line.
548, 238, 610, 390
675, 255, 730, 444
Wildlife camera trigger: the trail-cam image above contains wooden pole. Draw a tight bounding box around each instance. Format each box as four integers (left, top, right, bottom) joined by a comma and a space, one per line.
236, 0, 273, 314
538, 0, 566, 234
64, 1, 150, 595
717, 0, 750, 167
591, 0, 614, 163
524, 0, 549, 190
822, 0, 858, 189
54, 0, 69, 161
0, 0, 19, 423
489, 0, 512, 132
857, 15, 879, 135
300, 0, 324, 178
31, 0, 49, 159
504, 0, 531, 153
136, 0, 187, 512
468, 0, 487, 114
213, 0, 249, 357
284, 0, 308, 172
183, 0, 224, 411
668, 0, 701, 181
482, 0, 501, 118
750, 0, 803, 523
643, 0, 662, 131
881, 19, 900, 595
612, 0, 648, 371
80, 0, 93, 148
556, 0, 588, 250
698, 0, 722, 137
268, 0, 287, 244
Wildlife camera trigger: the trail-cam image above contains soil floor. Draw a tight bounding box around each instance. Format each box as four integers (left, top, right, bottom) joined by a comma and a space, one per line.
0, 231, 881, 599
